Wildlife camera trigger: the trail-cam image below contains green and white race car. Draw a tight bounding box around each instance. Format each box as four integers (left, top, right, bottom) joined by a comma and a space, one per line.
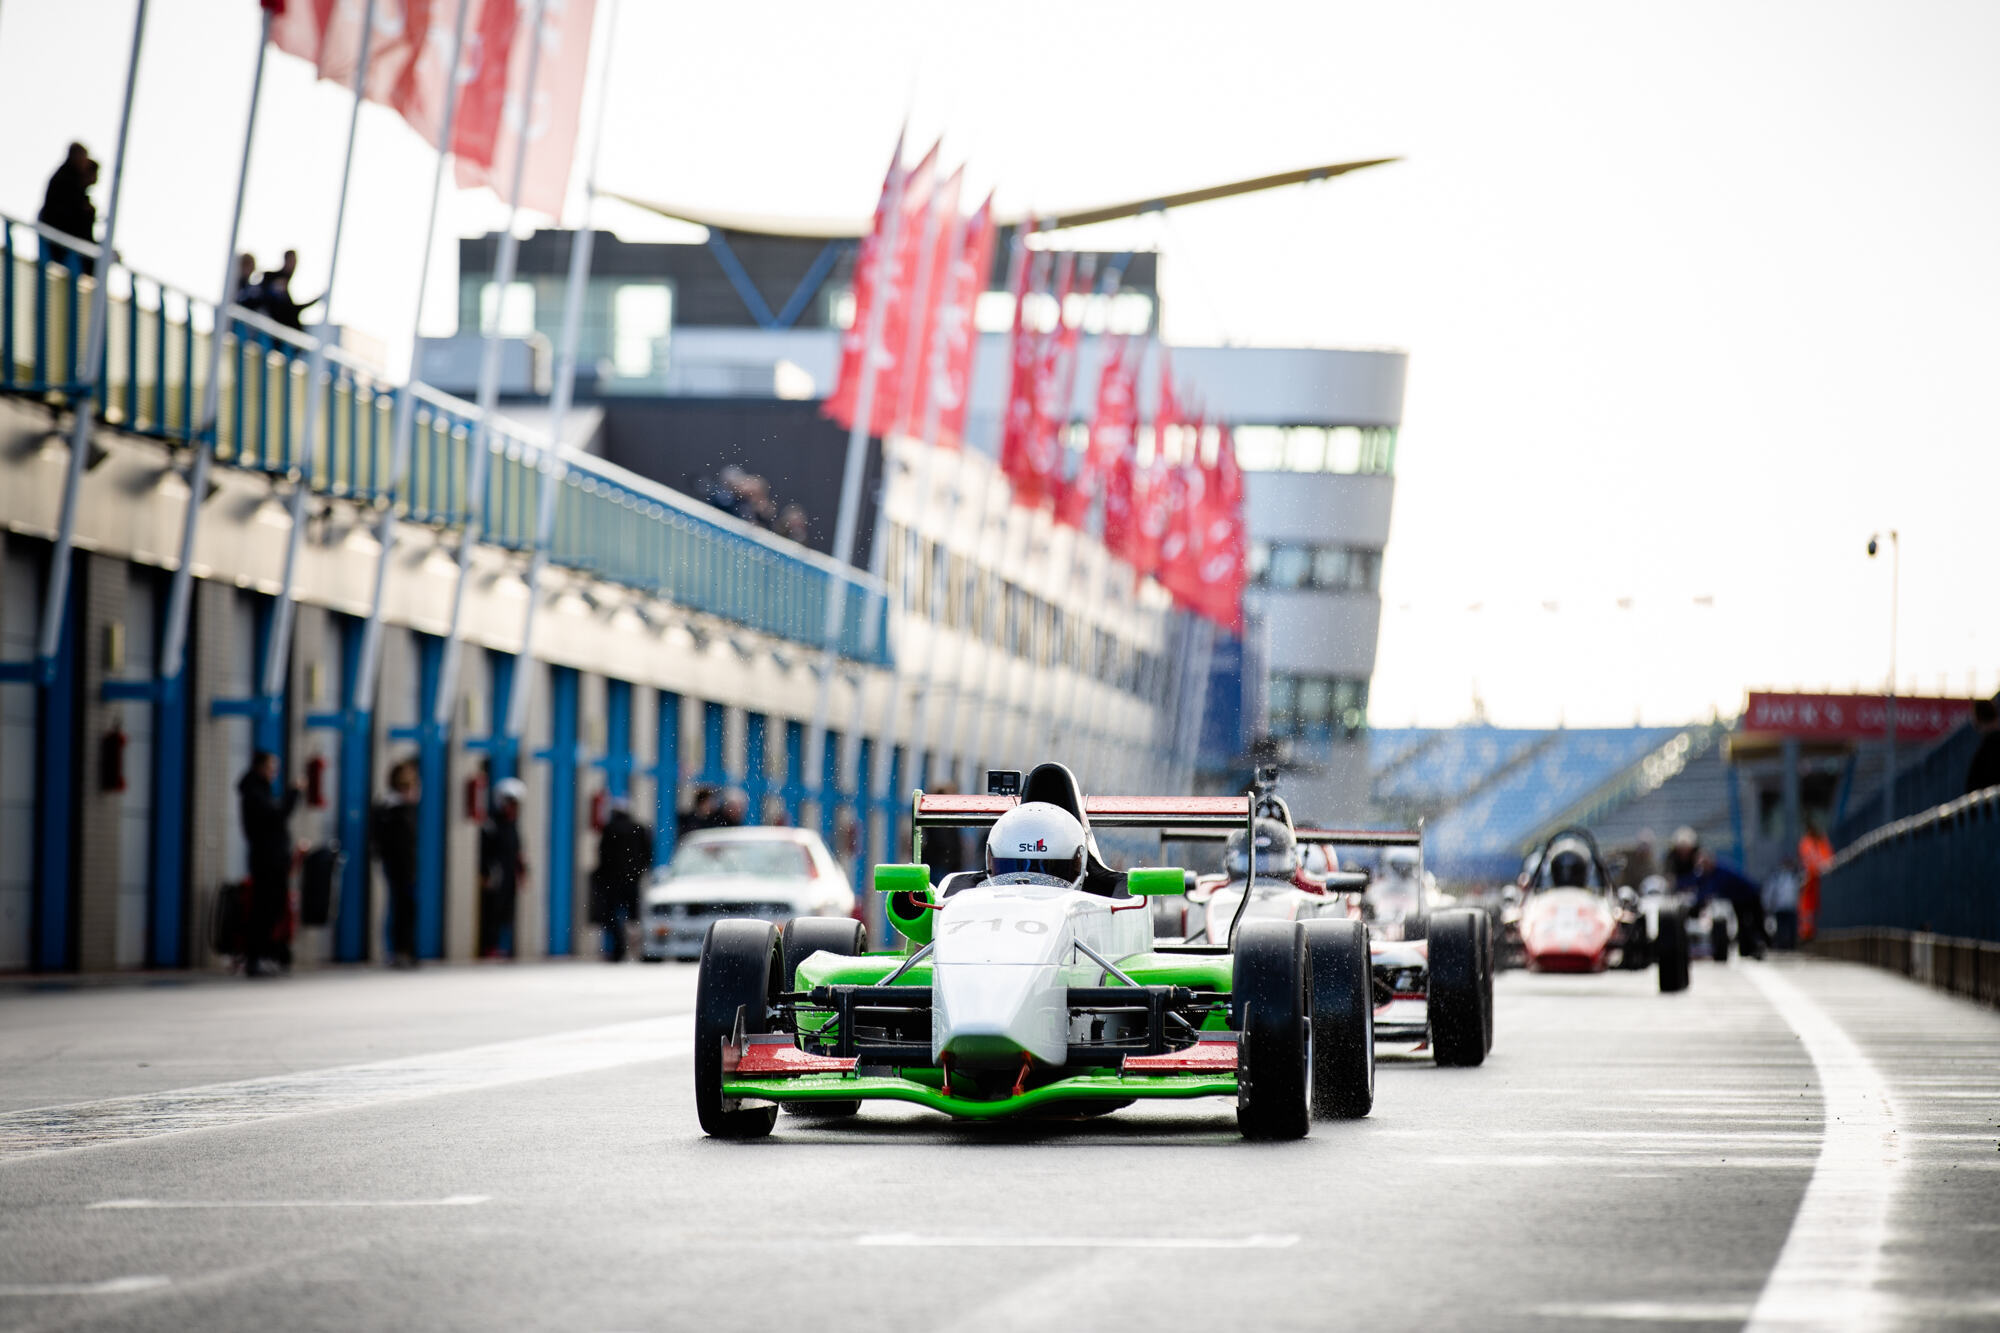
693, 762, 1374, 1140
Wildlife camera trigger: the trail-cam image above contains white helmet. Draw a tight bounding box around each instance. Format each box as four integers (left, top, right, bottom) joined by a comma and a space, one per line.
986, 802, 1088, 883
1384, 846, 1419, 875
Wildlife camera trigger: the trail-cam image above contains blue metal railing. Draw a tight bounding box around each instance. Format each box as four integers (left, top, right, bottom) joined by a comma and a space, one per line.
1821, 786, 2000, 942
1, 213, 890, 664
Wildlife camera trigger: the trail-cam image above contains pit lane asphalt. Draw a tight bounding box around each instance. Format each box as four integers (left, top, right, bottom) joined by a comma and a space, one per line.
0, 955, 1995, 1333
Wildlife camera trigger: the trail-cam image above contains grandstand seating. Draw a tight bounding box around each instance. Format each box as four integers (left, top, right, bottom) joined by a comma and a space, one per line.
1367, 728, 1436, 774
1417, 727, 1682, 880
1375, 726, 1547, 804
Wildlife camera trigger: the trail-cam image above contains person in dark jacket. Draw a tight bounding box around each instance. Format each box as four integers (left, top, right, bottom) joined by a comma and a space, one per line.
38, 143, 98, 273
372, 758, 422, 969
478, 777, 527, 958
592, 799, 654, 962
1693, 850, 1767, 959
677, 786, 721, 839
1966, 699, 2000, 796
237, 750, 300, 977
253, 249, 323, 332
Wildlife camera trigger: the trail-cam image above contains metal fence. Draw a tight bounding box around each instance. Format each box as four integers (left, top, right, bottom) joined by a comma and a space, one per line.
1, 214, 888, 662
1821, 786, 2000, 942
1833, 722, 1979, 848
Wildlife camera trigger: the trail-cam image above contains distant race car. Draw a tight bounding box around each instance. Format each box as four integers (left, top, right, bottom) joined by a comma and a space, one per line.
691, 763, 1375, 1140
1154, 790, 1492, 1068
640, 826, 854, 961
1511, 827, 1690, 993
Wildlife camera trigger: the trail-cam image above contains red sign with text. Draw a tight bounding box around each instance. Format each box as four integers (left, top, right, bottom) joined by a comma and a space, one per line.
1742, 692, 1971, 742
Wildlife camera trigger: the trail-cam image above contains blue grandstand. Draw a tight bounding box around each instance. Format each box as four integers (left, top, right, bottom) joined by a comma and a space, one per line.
1371, 725, 1691, 882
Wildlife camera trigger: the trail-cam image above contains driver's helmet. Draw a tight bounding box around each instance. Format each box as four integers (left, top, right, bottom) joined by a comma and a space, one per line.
1547, 836, 1592, 888
1225, 818, 1298, 879
986, 802, 1087, 884
1383, 846, 1420, 878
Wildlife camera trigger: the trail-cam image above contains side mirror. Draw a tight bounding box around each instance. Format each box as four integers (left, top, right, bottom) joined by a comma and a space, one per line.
873, 864, 936, 946
1126, 867, 1188, 897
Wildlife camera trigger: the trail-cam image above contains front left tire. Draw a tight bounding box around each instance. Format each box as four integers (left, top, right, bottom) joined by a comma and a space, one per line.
1428, 908, 1487, 1068
694, 920, 784, 1139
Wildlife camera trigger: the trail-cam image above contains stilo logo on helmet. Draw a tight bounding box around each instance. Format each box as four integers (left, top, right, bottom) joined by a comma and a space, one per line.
1018, 838, 1048, 852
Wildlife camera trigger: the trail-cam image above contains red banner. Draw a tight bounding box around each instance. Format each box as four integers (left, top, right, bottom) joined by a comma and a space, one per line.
869, 144, 937, 438
1742, 692, 1973, 742
933, 194, 994, 450
899, 168, 962, 436
1057, 335, 1139, 529
273, 0, 596, 216
1003, 251, 1074, 509
823, 141, 901, 433
453, 0, 600, 217
1191, 423, 1246, 632
997, 244, 1045, 494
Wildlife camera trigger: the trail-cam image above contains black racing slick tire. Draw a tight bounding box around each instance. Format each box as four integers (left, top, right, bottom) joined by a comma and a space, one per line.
781, 916, 866, 992
694, 919, 783, 1139
779, 917, 866, 1120
1428, 909, 1487, 1068
1710, 917, 1731, 964
1233, 921, 1314, 1140
1302, 919, 1374, 1119
1657, 907, 1691, 993
1476, 909, 1496, 1056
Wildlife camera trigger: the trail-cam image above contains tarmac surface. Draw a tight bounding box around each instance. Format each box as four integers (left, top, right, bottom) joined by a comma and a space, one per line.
0, 953, 1995, 1332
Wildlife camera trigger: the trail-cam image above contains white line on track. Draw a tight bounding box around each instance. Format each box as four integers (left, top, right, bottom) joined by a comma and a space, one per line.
857, 1233, 1299, 1250
1742, 965, 1901, 1332
0, 1016, 690, 1163
88, 1195, 491, 1210
0, 1277, 171, 1297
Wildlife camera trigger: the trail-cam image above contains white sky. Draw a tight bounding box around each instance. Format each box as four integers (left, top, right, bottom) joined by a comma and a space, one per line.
1, 0, 1995, 727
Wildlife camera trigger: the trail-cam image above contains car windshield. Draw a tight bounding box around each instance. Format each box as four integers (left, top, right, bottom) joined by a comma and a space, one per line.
668, 839, 813, 879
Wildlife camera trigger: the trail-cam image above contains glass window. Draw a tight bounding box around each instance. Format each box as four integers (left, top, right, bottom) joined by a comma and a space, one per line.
1234, 427, 1284, 471
1248, 541, 1272, 584
1326, 426, 1362, 474
1282, 428, 1326, 472
1296, 678, 1333, 725
612, 283, 671, 378
668, 836, 814, 879
1268, 545, 1311, 589
1311, 547, 1351, 590
479, 281, 536, 338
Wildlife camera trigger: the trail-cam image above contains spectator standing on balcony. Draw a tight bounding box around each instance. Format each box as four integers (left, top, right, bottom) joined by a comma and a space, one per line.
1965, 698, 2000, 795
778, 503, 810, 545
478, 778, 528, 958
38, 143, 98, 273
254, 250, 323, 332
371, 758, 421, 969
237, 751, 301, 977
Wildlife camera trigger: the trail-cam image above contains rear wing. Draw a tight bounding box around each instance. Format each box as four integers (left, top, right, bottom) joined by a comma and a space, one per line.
911, 792, 1251, 830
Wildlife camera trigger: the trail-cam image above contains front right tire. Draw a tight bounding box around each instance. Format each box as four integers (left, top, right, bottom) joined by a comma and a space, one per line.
1428, 908, 1487, 1068
1302, 918, 1374, 1119
694, 919, 784, 1139
1234, 921, 1314, 1140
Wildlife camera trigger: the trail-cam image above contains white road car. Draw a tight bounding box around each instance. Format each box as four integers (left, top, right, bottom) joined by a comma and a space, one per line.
641, 827, 855, 961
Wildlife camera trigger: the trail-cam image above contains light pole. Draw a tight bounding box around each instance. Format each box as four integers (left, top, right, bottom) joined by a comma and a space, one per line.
1868, 530, 1900, 820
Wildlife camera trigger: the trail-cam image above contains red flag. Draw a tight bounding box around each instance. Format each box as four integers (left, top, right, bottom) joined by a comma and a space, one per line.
997, 241, 1045, 492
935, 194, 995, 450
1160, 417, 1210, 606
900, 167, 962, 437
1192, 423, 1248, 632
453, 0, 600, 216
825, 136, 903, 432
867, 144, 937, 437
1057, 336, 1139, 528
1003, 250, 1074, 509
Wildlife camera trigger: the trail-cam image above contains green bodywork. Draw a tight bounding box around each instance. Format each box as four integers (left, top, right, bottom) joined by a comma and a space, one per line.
763, 948, 1239, 1118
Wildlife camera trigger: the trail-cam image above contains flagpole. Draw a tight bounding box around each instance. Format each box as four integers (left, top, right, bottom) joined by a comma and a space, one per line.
805, 143, 907, 832
161, 6, 269, 686
433, 0, 552, 736
261, 0, 378, 704
37, 0, 149, 669
352, 0, 474, 711
504, 0, 621, 744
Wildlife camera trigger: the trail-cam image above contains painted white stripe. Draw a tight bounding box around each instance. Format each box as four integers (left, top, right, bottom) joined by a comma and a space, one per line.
0, 1276, 171, 1297
88, 1195, 490, 1210
857, 1233, 1298, 1250
1742, 965, 1901, 1332
1431, 1155, 1814, 1170
0, 1016, 690, 1163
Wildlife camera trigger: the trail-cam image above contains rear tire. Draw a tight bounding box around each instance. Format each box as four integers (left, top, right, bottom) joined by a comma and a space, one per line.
1233, 921, 1313, 1140
1657, 907, 1691, 993
1302, 919, 1374, 1119
1476, 910, 1495, 1056
782, 916, 866, 991
778, 916, 867, 1121
1428, 909, 1486, 1068
1711, 917, 1731, 963
694, 920, 783, 1139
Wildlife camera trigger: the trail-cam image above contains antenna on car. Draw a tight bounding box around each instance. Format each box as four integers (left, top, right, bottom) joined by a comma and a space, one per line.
1225, 788, 1258, 948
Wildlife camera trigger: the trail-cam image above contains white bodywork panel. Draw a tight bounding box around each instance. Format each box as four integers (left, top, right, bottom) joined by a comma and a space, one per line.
930, 882, 1152, 1068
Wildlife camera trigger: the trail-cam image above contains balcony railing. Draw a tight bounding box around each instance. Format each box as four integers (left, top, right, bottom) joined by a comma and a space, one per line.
0, 215, 888, 663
